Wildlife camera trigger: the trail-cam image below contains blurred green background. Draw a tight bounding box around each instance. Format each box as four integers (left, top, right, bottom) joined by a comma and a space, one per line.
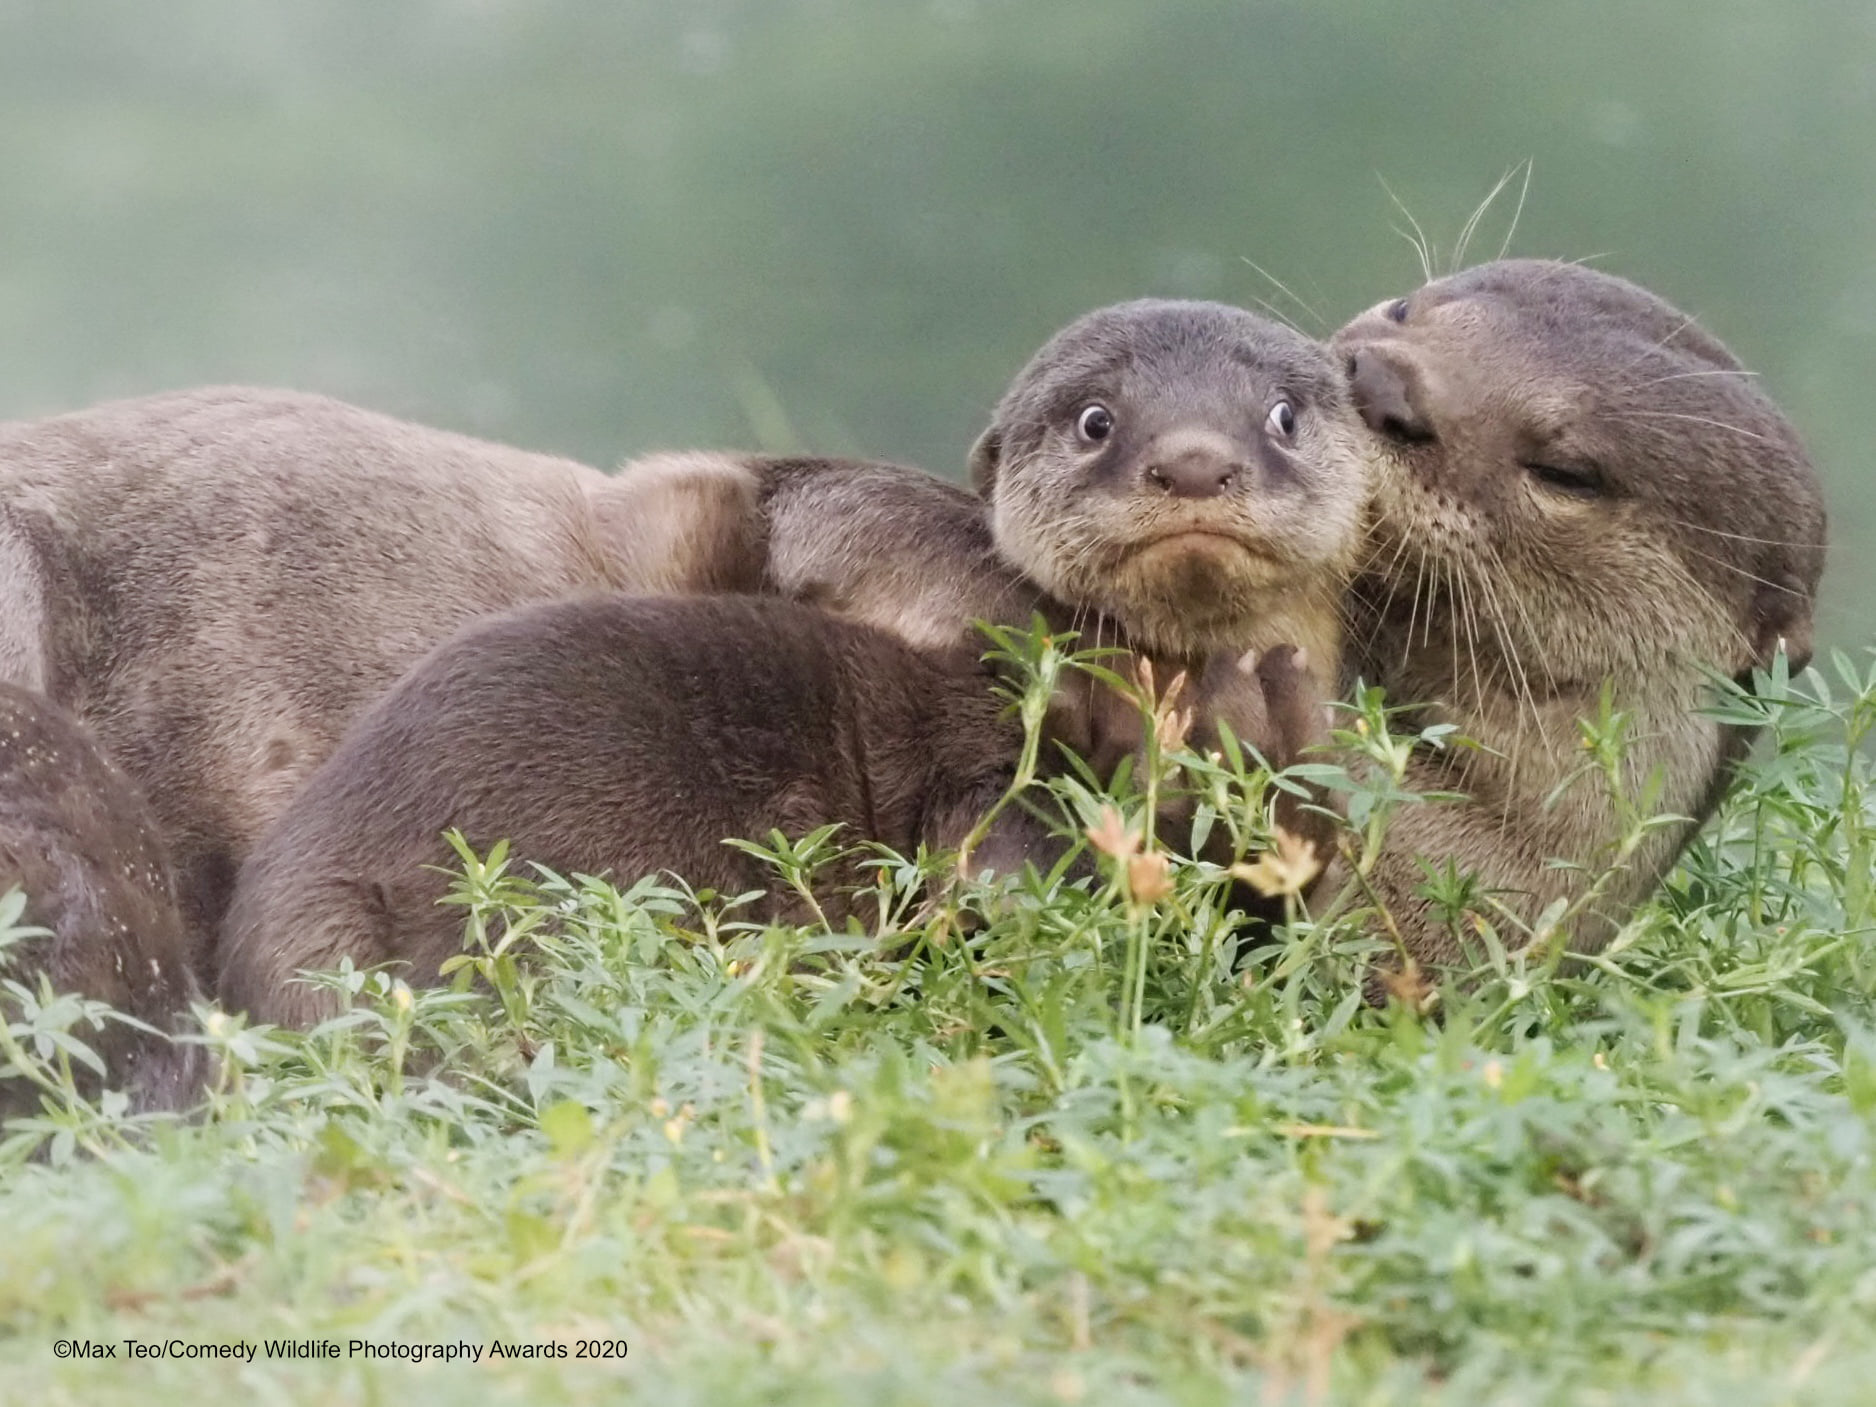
0, 2, 1869, 639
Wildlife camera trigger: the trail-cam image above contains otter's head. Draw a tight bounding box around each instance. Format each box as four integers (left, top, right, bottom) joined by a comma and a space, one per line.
971, 300, 1369, 660
1334, 259, 1825, 694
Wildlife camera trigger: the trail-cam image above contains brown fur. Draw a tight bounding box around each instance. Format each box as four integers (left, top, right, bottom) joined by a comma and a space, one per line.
631, 301, 1371, 677
0, 683, 205, 1113
218, 596, 1051, 1027
1333, 258, 1826, 967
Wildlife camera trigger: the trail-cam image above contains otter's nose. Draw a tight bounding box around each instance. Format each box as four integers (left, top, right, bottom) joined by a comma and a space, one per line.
1143, 447, 1245, 499
1348, 349, 1435, 443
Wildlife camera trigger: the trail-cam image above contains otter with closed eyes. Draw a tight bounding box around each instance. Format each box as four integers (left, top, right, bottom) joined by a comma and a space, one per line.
1334, 258, 1825, 972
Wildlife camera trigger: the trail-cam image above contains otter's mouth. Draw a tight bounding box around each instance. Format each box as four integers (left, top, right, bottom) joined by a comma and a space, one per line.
1125, 529, 1281, 573
1137, 528, 1258, 553
1120, 529, 1290, 593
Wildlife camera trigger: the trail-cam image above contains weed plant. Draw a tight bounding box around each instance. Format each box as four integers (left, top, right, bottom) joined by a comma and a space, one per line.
2, 638, 1874, 1405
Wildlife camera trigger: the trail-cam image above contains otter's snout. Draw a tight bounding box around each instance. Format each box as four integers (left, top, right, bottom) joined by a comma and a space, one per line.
1348, 349, 1435, 444
1140, 430, 1247, 500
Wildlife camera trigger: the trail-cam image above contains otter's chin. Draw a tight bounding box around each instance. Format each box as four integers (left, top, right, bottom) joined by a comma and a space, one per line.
1102, 539, 1293, 657
1125, 534, 1288, 590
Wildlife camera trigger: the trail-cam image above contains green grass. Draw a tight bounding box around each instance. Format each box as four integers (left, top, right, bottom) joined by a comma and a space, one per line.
3, 646, 1875, 1405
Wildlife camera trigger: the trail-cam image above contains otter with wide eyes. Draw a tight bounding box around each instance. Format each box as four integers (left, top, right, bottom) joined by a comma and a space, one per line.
1333, 258, 1826, 970
970, 299, 1370, 675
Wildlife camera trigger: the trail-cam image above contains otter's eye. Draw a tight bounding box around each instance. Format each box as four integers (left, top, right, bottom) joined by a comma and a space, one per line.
1076, 404, 1114, 443
1523, 460, 1605, 499
1385, 298, 1409, 324
1265, 400, 1297, 438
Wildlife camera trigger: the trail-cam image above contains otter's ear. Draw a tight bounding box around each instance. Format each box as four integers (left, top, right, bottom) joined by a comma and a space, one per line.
967, 426, 1003, 496
1745, 575, 1815, 677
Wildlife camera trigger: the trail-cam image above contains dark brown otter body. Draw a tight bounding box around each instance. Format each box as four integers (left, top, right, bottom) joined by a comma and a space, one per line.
1334, 258, 1826, 968
0, 683, 204, 1112
218, 596, 1045, 1027
221, 594, 1336, 1029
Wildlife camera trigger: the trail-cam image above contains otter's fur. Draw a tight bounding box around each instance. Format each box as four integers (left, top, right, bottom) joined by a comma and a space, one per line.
636, 300, 1370, 674
630, 301, 1369, 771
220, 594, 1341, 1028
971, 299, 1366, 670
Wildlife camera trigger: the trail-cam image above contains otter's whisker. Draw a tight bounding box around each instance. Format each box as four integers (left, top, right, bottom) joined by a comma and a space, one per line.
1676, 543, 1814, 596
1453, 162, 1528, 274
1495, 159, 1534, 262
1237, 256, 1327, 333
1444, 559, 1470, 714
1378, 174, 1436, 285
1604, 310, 1706, 383
1455, 559, 1488, 720
1629, 368, 1762, 389
1401, 552, 1431, 665
1606, 410, 1779, 446
1655, 517, 1831, 551
1476, 542, 1549, 768
1649, 311, 1702, 351
1358, 530, 1421, 654
1239, 293, 1306, 337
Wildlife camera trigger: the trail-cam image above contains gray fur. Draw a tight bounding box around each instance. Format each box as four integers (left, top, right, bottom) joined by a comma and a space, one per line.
4, 303, 1366, 1017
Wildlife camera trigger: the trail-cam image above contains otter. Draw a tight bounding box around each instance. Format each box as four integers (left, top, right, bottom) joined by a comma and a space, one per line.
0, 300, 1367, 981
213, 301, 1362, 1025
632, 300, 1367, 776
215, 596, 1332, 1028
1333, 258, 1826, 970
641, 299, 1367, 674
968, 299, 1360, 670
0, 684, 204, 1113
0, 389, 765, 966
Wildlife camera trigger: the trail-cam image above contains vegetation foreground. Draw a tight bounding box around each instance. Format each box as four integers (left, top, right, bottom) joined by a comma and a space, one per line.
3, 644, 1875, 1406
